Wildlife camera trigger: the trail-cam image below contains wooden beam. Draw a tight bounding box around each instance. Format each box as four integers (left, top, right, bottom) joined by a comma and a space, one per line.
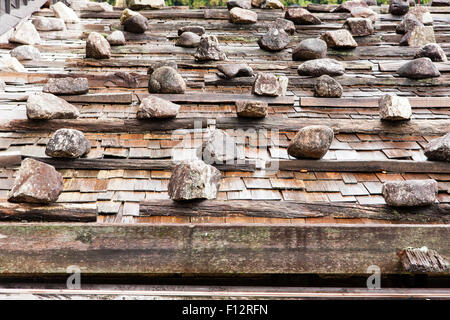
300, 97, 450, 108
139, 200, 450, 223
0, 152, 21, 167
274, 160, 450, 174
33, 158, 257, 172
0, 202, 97, 222
0, 92, 133, 104
0, 223, 448, 275
136, 93, 295, 105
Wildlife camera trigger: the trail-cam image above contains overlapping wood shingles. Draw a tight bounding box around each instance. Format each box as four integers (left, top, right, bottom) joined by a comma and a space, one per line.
0, 6, 449, 224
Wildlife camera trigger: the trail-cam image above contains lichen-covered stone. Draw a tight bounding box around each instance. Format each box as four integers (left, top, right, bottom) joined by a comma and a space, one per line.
258, 28, 290, 51
378, 93, 412, 120
43, 77, 89, 95
147, 61, 177, 75
148, 66, 186, 94
320, 29, 358, 48
176, 31, 201, 47
423, 133, 450, 162
32, 17, 66, 31
397, 57, 440, 79
120, 8, 139, 24
235, 100, 268, 118
137, 95, 180, 118
10, 45, 41, 61
409, 6, 433, 25
178, 26, 205, 36
344, 18, 374, 37
314, 75, 343, 98
123, 14, 148, 34
168, 160, 222, 200
127, 0, 165, 10
227, 0, 252, 10
270, 18, 295, 35
197, 129, 239, 164
52, 2, 80, 23
7, 158, 63, 204
194, 35, 227, 61
285, 8, 321, 25
262, 0, 284, 9
298, 58, 345, 77
0, 56, 26, 73
396, 14, 423, 34
400, 26, 435, 47
333, 0, 368, 12
86, 32, 111, 59
287, 125, 334, 159
107, 31, 126, 46
350, 7, 377, 23
229, 7, 258, 24
414, 43, 447, 62
217, 63, 254, 79
45, 129, 91, 158
382, 180, 438, 206
292, 38, 327, 61
9, 21, 41, 45
252, 73, 288, 97
26, 92, 80, 120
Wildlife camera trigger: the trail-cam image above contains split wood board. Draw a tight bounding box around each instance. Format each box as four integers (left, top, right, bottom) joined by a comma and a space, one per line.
300, 97, 450, 108
0, 223, 448, 275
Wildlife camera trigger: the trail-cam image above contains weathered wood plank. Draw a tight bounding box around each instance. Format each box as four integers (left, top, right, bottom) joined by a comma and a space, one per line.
379, 61, 450, 72
136, 93, 294, 105
33, 158, 256, 172
0, 93, 133, 104
0, 203, 97, 222
300, 97, 450, 108
275, 160, 450, 174
0, 223, 448, 275
0, 152, 21, 167
139, 200, 450, 223
400, 247, 449, 273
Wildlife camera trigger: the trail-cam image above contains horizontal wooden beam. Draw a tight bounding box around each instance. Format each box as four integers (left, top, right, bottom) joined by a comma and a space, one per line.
0, 118, 447, 135
0, 93, 133, 104
275, 160, 450, 174
0, 203, 97, 222
136, 93, 295, 105
0, 152, 21, 167
300, 97, 450, 108
139, 200, 450, 223
0, 223, 448, 275
33, 158, 257, 172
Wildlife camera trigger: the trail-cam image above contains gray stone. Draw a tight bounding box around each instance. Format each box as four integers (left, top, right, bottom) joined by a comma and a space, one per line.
10, 45, 41, 61
414, 43, 447, 62
229, 7, 258, 24
226, 0, 251, 10
236, 100, 268, 118
120, 8, 139, 24
252, 73, 288, 97
194, 35, 227, 61
270, 18, 295, 35
378, 93, 412, 120
292, 38, 327, 61
123, 14, 148, 34
320, 29, 358, 48
218, 63, 254, 79
350, 7, 377, 23
396, 14, 423, 34
176, 31, 201, 47
27, 92, 80, 120
197, 129, 239, 164
43, 77, 89, 95
168, 160, 221, 201
424, 133, 450, 162
127, 0, 165, 10
45, 129, 91, 158
137, 95, 180, 119
333, 0, 368, 12
400, 26, 435, 47
409, 6, 433, 25
86, 32, 111, 59
32, 17, 66, 31
147, 61, 177, 75
382, 180, 438, 206
7, 158, 63, 204
107, 31, 126, 46
298, 58, 345, 77
344, 17, 374, 36
9, 21, 41, 45
148, 66, 186, 94
314, 75, 343, 98
258, 28, 290, 51
397, 57, 440, 79
52, 2, 80, 23
287, 125, 334, 159
285, 8, 321, 25
0, 56, 26, 72
178, 26, 205, 36
262, 0, 284, 9
389, 0, 410, 15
